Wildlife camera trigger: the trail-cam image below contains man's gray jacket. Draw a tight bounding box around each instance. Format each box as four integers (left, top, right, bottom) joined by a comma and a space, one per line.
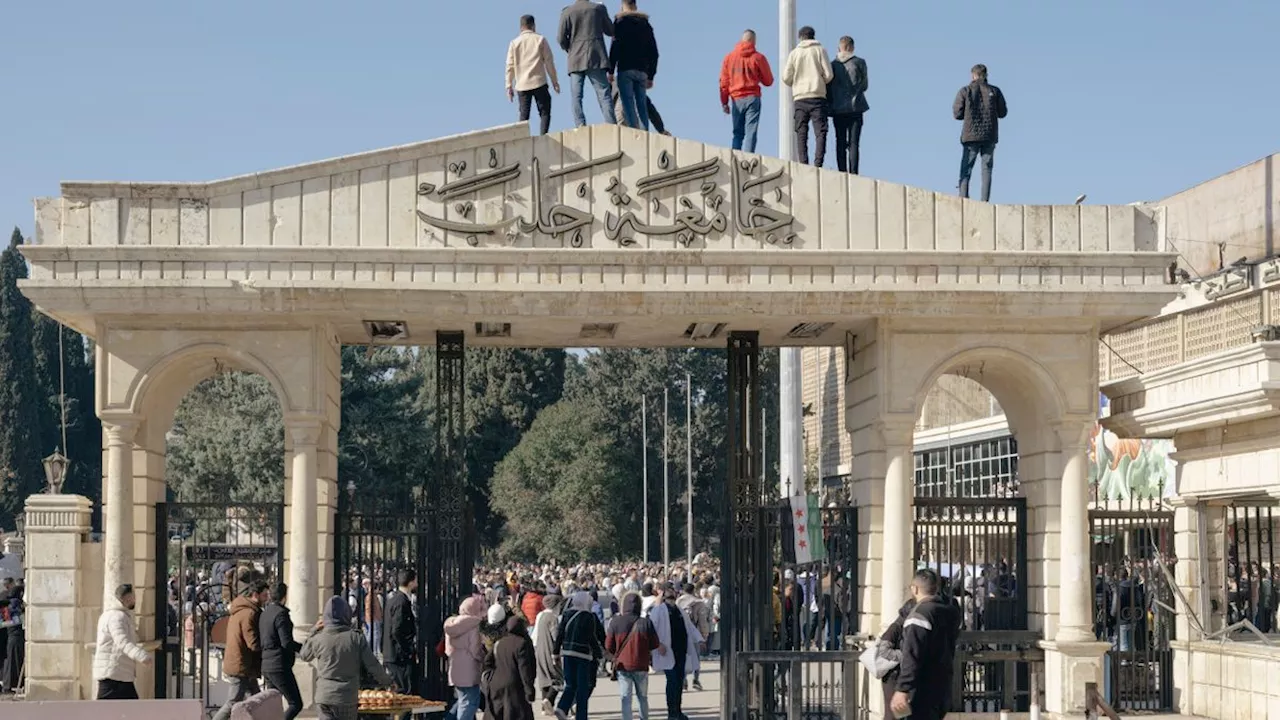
558, 0, 614, 73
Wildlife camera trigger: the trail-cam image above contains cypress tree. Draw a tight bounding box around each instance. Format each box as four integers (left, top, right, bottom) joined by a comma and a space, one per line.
32, 309, 102, 514
0, 229, 45, 526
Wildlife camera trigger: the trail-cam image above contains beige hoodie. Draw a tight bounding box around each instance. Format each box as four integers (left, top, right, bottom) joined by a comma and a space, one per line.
506, 29, 560, 93
782, 39, 834, 101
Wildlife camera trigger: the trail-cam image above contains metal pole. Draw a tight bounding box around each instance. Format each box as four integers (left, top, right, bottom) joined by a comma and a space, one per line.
663, 387, 670, 573
686, 372, 694, 565
643, 395, 649, 564
778, 0, 803, 501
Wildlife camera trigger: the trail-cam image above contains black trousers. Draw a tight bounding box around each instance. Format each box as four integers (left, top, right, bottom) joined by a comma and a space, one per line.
265, 670, 304, 720
832, 112, 864, 174
519, 85, 553, 136
793, 98, 828, 167
97, 678, 139, 699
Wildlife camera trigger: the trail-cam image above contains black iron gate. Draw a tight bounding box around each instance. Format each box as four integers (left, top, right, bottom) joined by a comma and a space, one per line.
154, 501, 284, 708
723, 332, 863, 719
914, 495, 1031, 712
333, 331, 473, 701
1090, 509, 1175, 712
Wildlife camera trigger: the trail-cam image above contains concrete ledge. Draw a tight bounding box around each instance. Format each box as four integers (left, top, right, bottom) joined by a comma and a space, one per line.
6, 699, 204, 719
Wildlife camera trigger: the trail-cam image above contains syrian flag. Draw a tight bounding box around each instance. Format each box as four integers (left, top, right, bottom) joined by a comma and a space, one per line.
789, 493, 827, 565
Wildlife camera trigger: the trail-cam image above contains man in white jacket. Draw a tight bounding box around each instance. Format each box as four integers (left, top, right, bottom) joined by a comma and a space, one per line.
781, 26, 833, 167
93, 584, 154, 700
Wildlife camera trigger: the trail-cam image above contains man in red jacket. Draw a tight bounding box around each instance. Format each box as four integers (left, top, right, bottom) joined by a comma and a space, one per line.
605, 593, 664, 720
719, 29, 775, 153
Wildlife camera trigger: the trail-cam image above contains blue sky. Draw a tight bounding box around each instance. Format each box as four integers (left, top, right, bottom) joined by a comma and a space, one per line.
4, 1, 1277, 238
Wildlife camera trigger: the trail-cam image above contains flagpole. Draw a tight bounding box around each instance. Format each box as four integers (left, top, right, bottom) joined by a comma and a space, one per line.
686, 371, 693, 566
663, 386, 670, 574
642, 395, 649, 564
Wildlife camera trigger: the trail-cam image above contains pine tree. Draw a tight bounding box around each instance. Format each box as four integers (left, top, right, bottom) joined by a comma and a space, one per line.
0, 229, 45, 526
32, 313, 101, 511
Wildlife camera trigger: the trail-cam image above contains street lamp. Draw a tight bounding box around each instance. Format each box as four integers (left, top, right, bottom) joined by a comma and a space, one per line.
42, 450, 70, 494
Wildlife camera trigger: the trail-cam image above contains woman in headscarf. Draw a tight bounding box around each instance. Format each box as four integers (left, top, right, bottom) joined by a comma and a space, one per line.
299, 596, 393, 720
483, 615, 537, 720
877, 598, 917, 715
443, 595, 489, 720
552, 591, 605, 720
533, 593, 565, 715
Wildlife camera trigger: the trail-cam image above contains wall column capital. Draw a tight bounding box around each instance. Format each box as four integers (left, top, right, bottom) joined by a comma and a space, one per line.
1051, 415, 1096, 455
101, 415, 140, 446
285, 414, 325, 447
873, 415, 918, 451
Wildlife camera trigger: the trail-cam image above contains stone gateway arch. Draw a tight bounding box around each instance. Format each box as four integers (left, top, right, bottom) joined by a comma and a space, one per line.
20, 122, 1174, 716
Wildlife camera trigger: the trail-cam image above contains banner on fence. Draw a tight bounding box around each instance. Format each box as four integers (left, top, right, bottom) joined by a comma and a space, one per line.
789, 493, 826, 564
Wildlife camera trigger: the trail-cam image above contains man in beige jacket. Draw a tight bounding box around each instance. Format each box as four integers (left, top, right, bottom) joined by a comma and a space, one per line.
506, 14, 561, 136
781, 26, 833, 166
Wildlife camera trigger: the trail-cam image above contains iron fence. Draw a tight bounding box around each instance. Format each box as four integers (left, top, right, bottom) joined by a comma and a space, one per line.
951, 631, 1042, 713
734, 650, 863, 720
1226, 504, 1278, 634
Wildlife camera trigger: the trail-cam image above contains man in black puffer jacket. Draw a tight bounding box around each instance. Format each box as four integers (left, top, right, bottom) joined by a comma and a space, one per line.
891, 570, 962, 720
260, 583, 304, 720
953, 63, 1008, 202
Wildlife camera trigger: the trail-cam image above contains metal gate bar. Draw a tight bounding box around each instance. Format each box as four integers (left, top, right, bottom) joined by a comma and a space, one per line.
724, 330, 762, 719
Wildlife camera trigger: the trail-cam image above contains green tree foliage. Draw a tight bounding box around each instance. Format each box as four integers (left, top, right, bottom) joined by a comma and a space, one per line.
165, 371, 285, 505
490, 400, 630, 561
339, 346, 429, 510
31, 312, 101, 509
0, 230, 44, 526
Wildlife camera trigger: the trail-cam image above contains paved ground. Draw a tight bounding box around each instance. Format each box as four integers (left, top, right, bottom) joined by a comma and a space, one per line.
559, 661, 722, 720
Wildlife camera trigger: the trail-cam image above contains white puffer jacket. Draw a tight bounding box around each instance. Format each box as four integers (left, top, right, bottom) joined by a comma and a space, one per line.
93, 600, 151, 682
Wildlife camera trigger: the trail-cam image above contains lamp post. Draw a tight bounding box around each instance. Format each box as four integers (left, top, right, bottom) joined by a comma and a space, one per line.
777, 0, 804, 500
42, 450, 70, 495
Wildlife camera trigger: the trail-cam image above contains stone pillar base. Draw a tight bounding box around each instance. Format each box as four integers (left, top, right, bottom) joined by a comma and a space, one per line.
295, 662, 317, 712
1040, 639, 1110, 715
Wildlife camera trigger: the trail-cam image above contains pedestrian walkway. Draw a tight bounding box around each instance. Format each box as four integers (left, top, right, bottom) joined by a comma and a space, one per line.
578, 661, 721, 720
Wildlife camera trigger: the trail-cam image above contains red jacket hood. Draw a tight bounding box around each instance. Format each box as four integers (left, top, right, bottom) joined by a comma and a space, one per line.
732, 41, 758, 57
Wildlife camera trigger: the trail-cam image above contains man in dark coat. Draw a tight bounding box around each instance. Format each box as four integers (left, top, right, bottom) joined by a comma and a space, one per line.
608, 1, 659, 131
828, 36, 870, 175
558, 0, 617, 126
483, 615, 538, 720
260, 583, 303, 720
891, 569, 962, 720
953, 63, 1008, 202
383, 569, 419, 696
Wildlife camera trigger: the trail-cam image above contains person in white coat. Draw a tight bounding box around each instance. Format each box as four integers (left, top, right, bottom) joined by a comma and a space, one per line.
648, 584, 704, 720
93, 584, 155, 700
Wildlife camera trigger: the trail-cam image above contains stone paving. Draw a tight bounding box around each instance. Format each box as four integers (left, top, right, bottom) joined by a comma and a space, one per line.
558, 661, 722, 720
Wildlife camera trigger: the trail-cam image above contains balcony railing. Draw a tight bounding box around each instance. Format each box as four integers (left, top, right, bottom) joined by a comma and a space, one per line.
1099, 286, 1280, 383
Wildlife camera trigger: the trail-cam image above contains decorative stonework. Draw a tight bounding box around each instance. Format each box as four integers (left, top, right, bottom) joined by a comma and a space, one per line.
24, 494, 93, 534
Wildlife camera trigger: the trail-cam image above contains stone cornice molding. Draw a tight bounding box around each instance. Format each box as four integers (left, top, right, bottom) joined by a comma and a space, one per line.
1103, 387, 1280, 439
1102, 341, 1280, 398
23, 494, 93, 534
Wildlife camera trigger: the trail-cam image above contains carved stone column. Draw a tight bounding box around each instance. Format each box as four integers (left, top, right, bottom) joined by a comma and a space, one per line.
287, 416, 322, 632
879, 418, 916, 628
1055, 418, 1096, 643
102, 418, 138, 610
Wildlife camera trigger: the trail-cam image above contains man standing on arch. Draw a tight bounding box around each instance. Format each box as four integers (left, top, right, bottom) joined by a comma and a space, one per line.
953, 63, 1008, 202
719, 29, 774, 153
558, 0, 617, 126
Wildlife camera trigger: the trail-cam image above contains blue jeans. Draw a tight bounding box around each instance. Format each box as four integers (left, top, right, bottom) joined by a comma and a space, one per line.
958, 141, 995, 201
570, 70, 616, 127
617, 670, 650, 720
449, 685, 481, 720
731, 95, 762, 152
616, 69, 650, 131
556, 656, 595, 720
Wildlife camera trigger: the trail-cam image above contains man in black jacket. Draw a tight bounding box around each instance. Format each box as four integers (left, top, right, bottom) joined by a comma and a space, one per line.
891, 569, 961, 720
259, 583, 303, 720
383, 569, 419, 696
953, 63, 1008, 202
609, 0, 659, 131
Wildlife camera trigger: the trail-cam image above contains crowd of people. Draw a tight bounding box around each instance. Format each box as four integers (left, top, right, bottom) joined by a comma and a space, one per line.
503, 0, 1010, 200
0, 577, 24, 696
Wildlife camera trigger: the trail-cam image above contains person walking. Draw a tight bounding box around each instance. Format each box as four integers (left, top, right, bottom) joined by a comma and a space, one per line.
383, 569, 419, 697
444, 595, 489, 720
608, 0, 659, 131
533, 593, 566, 715
557, 0, 617, 127
675, 585, 711, 692
875, 598, 915, 716
507, 14, 561, 136
213, 579, 270, 720
553, 591, 605, 720
93, 584, 154, 699
606, 592, 663, 720
650, 584, 703, 720
260, 583, 304, 720
483, 615, 538, 720
781, 26, 833, 167
953, 63, 1008, 202
719, 29, 774, 153
2, 581, 24, 694
827, 36, 869, 174
301, 596, 396, 720
890, 570, 962, 720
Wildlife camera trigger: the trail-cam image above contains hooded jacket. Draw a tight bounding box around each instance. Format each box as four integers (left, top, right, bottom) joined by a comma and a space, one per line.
605, 593, 660, 672
719, 41, 775, 105
553, 592, 604, 662
222, 595, 263, 678
300, 596, 392, 706
93, 599, 151, 682
782, 39, 833, 101
828, 51, 869, 115
608, 10, 659, 79
520, 590, 545, 626
444, 595, 489, 688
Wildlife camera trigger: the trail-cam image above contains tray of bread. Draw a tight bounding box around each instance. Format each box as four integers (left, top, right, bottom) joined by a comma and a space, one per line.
357, 689, 445, 713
